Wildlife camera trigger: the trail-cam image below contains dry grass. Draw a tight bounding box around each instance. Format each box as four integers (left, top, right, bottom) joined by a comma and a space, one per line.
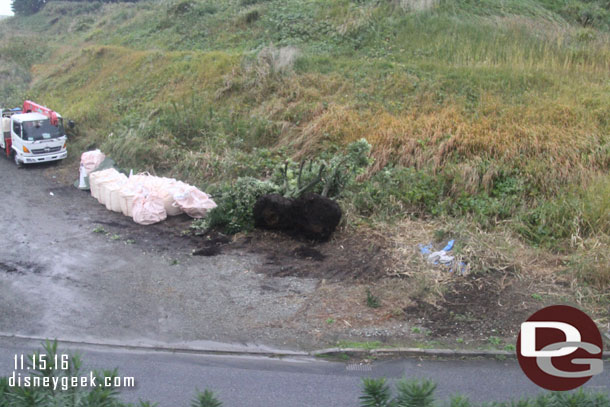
284, 87, 608, 195
569, 236, 610, 291
381, 217, 562, 299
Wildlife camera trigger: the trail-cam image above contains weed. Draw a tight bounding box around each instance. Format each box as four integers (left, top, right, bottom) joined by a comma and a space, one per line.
326, 318, 335, 325
110, 234, 121, 241
531, 293, 543, 301
93, 226, 106, 234
487, 336, 502, 347
365, 288, 381, 308
337, 341, 383, 350
411, 326, 422, 334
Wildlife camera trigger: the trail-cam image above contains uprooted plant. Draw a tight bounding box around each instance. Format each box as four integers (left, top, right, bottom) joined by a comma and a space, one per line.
193, 139, 372, 239
273, 138, 373, 199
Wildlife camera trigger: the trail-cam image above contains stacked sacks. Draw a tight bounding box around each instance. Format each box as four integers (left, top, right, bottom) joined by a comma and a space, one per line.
90, 171, 216, 225
89, 168, 121, 201
98, 173, 128, 206
80, 149, 106, 175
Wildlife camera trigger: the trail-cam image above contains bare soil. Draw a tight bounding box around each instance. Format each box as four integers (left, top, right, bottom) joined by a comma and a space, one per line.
233, 229, 391, 281
405, 273, 537, 341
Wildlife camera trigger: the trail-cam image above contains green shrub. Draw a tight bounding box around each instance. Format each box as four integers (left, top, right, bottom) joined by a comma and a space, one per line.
194, 139, 371, 234
581, 175, 610, 236
516, 175, 610, 250
195, 177, 279, 234
515, 196, 581, 249
11, 0, 45, 16
360, 378, 436, 407
191, 389, 223, 407
351, 166, 445, 219
240, 0, 267, 6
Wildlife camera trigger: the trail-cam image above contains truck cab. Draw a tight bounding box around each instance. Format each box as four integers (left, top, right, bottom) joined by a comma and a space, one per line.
1, 103, 68, 166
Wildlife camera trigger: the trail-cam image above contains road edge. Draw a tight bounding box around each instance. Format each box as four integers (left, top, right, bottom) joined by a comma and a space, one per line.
2, 333, 609, 360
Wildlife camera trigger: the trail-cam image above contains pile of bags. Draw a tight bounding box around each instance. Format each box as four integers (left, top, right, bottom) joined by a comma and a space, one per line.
81, 150, 216, 225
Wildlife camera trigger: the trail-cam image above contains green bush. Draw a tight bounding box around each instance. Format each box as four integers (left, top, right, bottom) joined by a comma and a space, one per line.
360, 378, 436, 407
11, 0, 45, 16
195, 177, 279, 234
351, 166, 445, 219
515, 196, 581, 249
195, 139, 372, 234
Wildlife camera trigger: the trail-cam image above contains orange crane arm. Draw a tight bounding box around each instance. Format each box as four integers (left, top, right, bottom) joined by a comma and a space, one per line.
23, 100, 59, 126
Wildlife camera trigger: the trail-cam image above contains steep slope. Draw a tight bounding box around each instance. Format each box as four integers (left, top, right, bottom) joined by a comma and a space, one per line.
1, 0, 609, 287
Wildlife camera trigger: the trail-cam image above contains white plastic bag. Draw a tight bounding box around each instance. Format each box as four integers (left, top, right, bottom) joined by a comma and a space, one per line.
80, 149, 106, 175
132, 192, 167, 225
173, 186, 217, 218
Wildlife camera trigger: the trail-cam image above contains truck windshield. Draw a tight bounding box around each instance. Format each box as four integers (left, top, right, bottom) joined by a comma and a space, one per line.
21, 119, 65, 141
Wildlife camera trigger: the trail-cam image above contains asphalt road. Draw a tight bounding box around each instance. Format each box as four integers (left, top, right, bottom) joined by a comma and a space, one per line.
1, 338, 609, 407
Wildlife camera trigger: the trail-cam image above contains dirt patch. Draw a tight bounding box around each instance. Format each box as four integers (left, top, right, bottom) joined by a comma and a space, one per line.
293, 246, 326, 261
0, 261, 45, 275
90, 213, 200, 254
192, 232, 232, 256
405, 272, 536, 340
233, 228, 391, 281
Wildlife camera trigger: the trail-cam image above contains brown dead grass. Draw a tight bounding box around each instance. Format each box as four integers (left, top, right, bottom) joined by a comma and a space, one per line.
282, 89, 608, 195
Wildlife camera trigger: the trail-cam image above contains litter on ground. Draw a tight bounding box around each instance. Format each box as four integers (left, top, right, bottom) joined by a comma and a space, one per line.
418, 239, 468, 275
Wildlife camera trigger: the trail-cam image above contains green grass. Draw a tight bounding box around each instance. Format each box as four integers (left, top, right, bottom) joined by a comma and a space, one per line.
337, 340, 384, 350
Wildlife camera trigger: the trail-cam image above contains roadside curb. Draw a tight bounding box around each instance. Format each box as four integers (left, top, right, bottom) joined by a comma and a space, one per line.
2, 334, 609, 360
0, 334, 309, 358
313, 347, 610, 359
313, 347, 517, 359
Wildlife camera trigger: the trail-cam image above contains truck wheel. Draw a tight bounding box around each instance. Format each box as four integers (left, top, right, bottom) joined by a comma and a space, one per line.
13, 152, 22, 168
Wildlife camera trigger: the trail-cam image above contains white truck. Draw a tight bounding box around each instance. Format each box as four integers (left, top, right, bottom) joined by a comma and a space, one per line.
1, 101, 68, 167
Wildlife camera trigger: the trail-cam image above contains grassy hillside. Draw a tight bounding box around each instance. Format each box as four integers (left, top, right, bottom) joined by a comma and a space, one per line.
1, 0, 609, 286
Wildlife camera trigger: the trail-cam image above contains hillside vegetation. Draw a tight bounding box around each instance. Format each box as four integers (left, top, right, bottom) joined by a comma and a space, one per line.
1, 0, 609, 287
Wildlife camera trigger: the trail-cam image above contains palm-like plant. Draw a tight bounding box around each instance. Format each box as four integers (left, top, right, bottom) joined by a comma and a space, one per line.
360, 378, 392, 407
191, 389, 223, 407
